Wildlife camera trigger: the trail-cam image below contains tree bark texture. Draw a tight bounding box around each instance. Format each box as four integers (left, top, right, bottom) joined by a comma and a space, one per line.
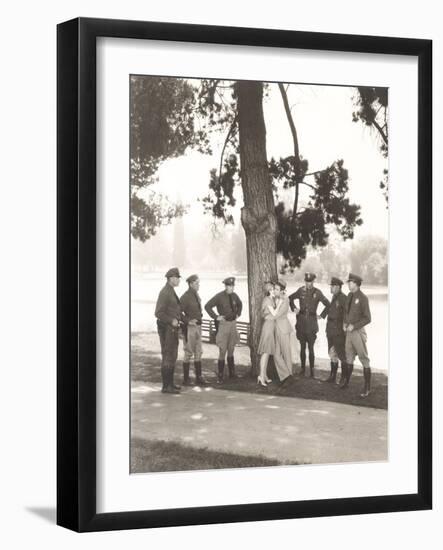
236, 81, 278, 373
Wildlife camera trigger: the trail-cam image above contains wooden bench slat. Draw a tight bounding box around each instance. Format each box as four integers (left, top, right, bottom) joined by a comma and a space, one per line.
200, 318, 249, 346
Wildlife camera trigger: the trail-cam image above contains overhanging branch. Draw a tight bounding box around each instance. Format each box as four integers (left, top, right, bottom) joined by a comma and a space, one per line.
218, 115, 238, 184
278, 83, 301, 222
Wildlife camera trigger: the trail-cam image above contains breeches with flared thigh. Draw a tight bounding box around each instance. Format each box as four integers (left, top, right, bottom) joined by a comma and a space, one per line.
345, 328, 370, 368
215, 320, 239, 357
183, 324, 203, 362
327, 333, 346, 363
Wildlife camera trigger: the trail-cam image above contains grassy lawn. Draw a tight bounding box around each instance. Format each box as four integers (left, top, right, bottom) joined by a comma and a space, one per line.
214, 366, 388, 410
131, 333, 388, 410
131, 438, 292, 473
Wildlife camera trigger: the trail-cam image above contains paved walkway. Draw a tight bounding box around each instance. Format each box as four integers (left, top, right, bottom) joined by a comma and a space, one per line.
131, 381, 387, 465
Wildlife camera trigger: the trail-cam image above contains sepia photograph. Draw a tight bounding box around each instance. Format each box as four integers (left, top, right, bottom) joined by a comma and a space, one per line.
129, 75, 389, 474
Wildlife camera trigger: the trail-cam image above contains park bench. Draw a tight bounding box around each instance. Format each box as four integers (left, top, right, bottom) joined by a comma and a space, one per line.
201, 318, 249, 347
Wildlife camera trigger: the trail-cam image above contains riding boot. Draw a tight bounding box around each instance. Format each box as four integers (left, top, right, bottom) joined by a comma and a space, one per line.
217, 359, 225, 384
327, 362, 338, 383
162, 367, 180, 394
300, 344, 306, 375
338, 362, 346, 385
360, 367, 372, 397
194, 361, 207, 386
161, 366, 169, 391
326, 361, 335, 382
347, 363, 354, 385
169, 364, 181, 390
227, 356, 237, 379
182, 362, 192, 386
339, 363, 349, 389
309, 353, 315, 378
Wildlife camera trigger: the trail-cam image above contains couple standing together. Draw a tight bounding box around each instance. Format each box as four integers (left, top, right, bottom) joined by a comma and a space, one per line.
257, 280, 293, 387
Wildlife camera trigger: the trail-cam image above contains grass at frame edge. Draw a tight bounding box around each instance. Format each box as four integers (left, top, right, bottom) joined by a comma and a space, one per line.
131, 438, 304, 473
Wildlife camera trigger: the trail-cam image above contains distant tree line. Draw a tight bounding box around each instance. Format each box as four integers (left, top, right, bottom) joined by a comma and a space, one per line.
291, 234, 387, 285
133, 223, 386, 286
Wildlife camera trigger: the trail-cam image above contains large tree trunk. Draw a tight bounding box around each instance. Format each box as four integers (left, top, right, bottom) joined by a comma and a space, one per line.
236, 81, 278, 374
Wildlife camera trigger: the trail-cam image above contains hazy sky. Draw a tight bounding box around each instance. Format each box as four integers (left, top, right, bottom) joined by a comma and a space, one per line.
144, 81, 388, 238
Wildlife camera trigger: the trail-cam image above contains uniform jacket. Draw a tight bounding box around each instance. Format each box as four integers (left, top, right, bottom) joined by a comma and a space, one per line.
326, 291, 347, 337
205, 291, 243, 322
155, 283, 183, 325
344, 288, 371, 330
180, 288, 203, 324
289, 285, 330, 335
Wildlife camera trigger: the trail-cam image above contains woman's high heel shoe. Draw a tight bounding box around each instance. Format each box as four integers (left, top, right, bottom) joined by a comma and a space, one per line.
257, 376, 268, 387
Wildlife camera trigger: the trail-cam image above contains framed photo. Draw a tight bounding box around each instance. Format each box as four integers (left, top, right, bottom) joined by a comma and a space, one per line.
57, 17, 432, 532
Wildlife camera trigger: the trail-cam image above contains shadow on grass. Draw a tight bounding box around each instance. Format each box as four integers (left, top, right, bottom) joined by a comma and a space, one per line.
131, 335, 387, 411
131, 438, 303, 473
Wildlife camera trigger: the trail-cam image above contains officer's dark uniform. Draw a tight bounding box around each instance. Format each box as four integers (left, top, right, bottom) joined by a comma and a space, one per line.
155, 267, 183, 393
343, 273, 372, 396
325, 277, 347, 383
205, 277, 243, 382
289, 273, 330, 377
180, 274, 206, 386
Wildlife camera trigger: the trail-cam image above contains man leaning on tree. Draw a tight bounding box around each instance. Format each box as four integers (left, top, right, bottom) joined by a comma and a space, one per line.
342, 273, 372, 397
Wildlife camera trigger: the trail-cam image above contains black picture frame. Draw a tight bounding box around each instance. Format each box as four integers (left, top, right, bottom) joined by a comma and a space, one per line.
57, 17, 432, 532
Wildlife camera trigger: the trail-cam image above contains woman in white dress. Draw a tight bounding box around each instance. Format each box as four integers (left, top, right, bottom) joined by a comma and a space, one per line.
257, 287, 276, 387
271, 281, 294, 384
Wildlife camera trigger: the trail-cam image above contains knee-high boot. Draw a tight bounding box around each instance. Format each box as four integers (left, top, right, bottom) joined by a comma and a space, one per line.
161, 366, 169, 391
338, 362, 347, 386
182, 362, 192, 386
327, 362, 338, 383
309, 346, 315, 378
194, 361, 207, 386
300, 343, 306, 374
340, 363, 350, 389
217, 359, 225, 384
346, 363, 354, 385
161, 367, 180, 394
360, 367, 372, 397
227, 356, 237, 379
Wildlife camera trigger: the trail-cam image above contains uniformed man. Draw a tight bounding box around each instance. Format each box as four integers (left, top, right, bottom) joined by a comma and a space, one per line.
205, 277, 243, 383
343, 273, 372, 397
289, 272, 330, 378
154, 267, 183, 394
325, 277, 347, 384
180, 274, 207, 386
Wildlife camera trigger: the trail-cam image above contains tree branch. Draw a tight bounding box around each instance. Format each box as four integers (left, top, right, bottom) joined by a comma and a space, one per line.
278, 83, 301, 222
299, 181, 317, 191
372, 118, 388, 145
304, 169, 328, 177
218, 115, 238, 184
